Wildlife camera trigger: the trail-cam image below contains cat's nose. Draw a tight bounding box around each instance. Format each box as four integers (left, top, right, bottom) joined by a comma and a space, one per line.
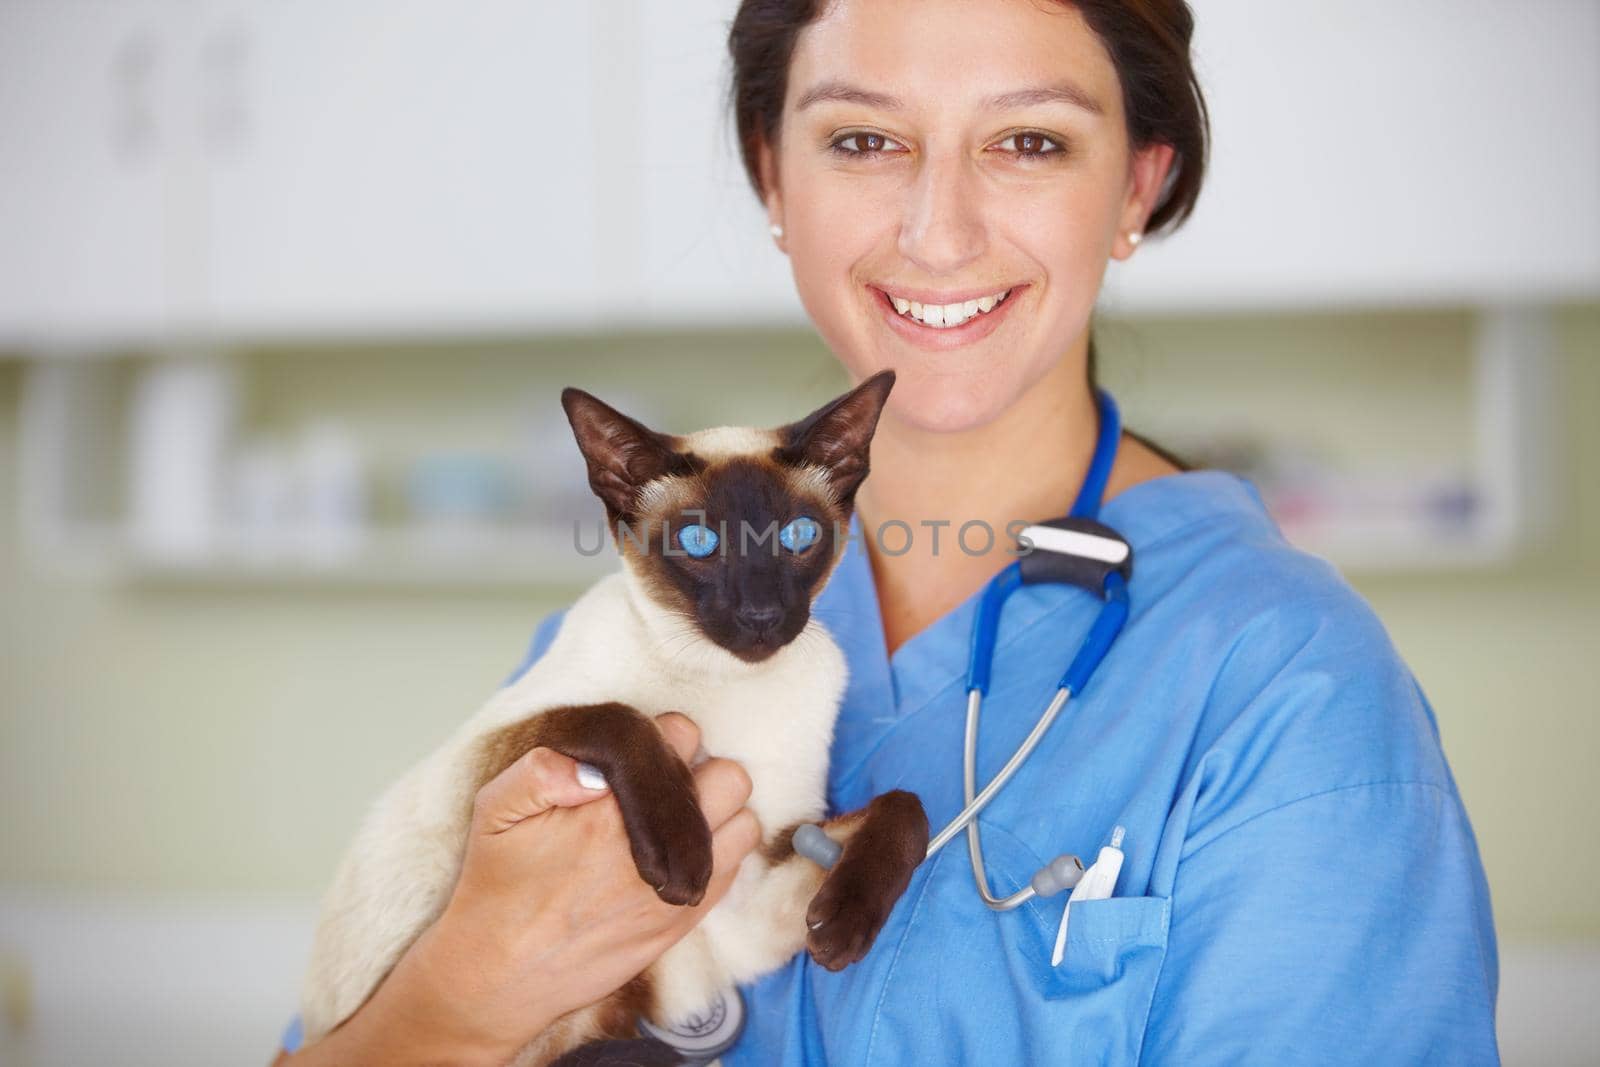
736, 602, 783, 635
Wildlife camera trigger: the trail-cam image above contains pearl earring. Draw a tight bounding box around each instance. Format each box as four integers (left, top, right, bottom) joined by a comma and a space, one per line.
1127, 231, 1143, 247
770, 223, 784, 240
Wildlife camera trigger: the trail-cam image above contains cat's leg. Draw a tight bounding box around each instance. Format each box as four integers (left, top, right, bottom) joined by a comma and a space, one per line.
306, 703, 708, 1051
473, 705, 713, 1065
301, 756, 467, 1043
475, 702, 714, 906
797, 789, 928, 970
706, 789, 928, 980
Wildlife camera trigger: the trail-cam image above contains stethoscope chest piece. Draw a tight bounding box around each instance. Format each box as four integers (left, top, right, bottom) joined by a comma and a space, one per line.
635, 987, 745, 1064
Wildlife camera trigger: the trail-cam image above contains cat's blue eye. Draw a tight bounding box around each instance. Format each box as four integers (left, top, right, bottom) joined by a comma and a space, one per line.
779, 517, 820, 554
677, 523, 719, 558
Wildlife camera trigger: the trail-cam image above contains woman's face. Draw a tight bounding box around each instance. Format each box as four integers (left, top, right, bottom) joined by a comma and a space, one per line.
763, 0, 1172, 433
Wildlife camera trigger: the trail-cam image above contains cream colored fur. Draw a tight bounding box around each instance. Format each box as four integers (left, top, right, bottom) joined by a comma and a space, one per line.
299, 555, 848, 1058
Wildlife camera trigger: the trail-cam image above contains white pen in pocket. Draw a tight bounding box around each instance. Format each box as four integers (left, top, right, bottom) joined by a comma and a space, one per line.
1051, 825, 1126, 967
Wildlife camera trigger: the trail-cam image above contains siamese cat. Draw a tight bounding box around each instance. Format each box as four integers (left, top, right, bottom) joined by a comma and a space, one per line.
300, 370, 929, 1066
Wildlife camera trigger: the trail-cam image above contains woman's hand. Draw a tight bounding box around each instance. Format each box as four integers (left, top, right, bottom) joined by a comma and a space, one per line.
279, 713, 759, 1067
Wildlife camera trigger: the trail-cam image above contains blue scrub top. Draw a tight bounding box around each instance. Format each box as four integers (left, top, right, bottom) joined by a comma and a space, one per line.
297, 470, 1498, 1064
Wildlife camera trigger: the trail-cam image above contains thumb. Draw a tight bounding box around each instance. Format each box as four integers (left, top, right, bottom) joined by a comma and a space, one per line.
472, 746, 610, 834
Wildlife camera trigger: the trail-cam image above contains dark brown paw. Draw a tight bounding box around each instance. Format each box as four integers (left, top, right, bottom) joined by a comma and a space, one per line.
805, 866, 892, 971
804, 789, 928, 971
491, 702, 715, 907
627, 793, 713, 906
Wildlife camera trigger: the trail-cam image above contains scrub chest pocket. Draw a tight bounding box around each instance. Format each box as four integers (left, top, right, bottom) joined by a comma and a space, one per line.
859, 821, 1170, 1065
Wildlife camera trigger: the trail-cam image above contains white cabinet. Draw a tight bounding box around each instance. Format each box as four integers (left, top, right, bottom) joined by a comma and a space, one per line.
1, 0, 1595, 346
619, 0, 803, 326
1105, 0, 1600, 311
0, 0, 801, 343
0, 0, 189, 343
198, 1, 602, 336
0, 0, 610, 344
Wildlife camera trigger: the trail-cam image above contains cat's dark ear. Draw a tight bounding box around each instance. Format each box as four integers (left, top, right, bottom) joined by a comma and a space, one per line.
776, 370, 895, 509
561, 388, 684, 521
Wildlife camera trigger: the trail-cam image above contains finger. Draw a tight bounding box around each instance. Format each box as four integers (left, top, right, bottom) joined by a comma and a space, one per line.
472, 747, 610, 834
686, 809, 762, 920
654, 712, 701, 764
693, 758, 754, 830
645, 810, 760, 953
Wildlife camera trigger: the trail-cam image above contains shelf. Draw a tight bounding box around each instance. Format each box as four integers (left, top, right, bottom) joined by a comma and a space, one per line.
12, 309, 1556, 588
40, 521, 615, 591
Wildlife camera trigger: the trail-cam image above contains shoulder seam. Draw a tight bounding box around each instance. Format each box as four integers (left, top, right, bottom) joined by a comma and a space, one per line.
1133, 508, 1268, 557
1187, 778, 1456, 861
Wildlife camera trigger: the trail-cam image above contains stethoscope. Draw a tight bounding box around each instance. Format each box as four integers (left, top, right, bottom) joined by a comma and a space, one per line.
794, 386, 1134, 911
643, 390, 1135, 1061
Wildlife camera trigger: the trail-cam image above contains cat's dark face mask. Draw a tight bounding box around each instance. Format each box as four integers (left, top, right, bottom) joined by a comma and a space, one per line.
562, 371, 895, 663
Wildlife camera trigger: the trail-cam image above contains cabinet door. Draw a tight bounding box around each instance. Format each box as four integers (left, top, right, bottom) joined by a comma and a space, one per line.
198, 0, 600, 336
1105, 0, 1600, 311
620, 0, 804, 326
0, 0, 186, 345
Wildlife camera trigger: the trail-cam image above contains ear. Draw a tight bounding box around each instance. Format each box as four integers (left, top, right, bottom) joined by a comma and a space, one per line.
561, 388, 684, 521
1113, 141, 1176, 260
758, 137, 785, 252
776, 370, 896, 508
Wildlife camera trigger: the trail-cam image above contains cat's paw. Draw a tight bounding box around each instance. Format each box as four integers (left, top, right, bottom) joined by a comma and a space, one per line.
628, 805, 713, 906
804, 865, 893, 971
804, 789, 927, 971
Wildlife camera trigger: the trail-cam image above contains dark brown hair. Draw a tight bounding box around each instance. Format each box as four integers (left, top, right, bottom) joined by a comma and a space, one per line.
727, 0, 1210, 236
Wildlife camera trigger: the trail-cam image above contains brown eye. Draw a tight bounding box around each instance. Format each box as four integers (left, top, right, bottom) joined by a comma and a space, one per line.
831, 131, 906, 157
994, 131, 1065, 159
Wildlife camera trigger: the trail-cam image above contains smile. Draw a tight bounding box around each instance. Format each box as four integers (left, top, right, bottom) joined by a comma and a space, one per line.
871, 283, 1024, 348
885, 287, 1012, 329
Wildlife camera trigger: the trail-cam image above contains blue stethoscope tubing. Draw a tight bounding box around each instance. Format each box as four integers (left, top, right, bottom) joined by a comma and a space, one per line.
922, 387, 1132, 911
792, 389, 1132, 910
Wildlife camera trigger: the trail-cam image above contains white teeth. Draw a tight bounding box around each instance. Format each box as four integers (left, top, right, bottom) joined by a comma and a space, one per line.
888, 287, 1011, 328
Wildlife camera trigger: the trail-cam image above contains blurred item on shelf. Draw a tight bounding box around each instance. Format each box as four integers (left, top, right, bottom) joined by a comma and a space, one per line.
127, 358, 239, 563
227, 422, 369, 566
1185, 434, 1485, 564
405, 452, 518, 548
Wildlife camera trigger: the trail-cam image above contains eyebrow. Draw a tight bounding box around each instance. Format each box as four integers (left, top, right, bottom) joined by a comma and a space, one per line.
794, 81, 902, 112
986, 83, 1105, 116
794, 79, 1105, 117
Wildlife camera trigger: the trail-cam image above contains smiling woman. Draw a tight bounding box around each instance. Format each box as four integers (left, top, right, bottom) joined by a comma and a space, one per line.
712, 1, 1498, 1065
273, 2, 1499, 1064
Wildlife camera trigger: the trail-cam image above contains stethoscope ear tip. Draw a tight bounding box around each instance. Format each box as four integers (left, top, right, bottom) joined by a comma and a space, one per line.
1030, 853, 1086, 898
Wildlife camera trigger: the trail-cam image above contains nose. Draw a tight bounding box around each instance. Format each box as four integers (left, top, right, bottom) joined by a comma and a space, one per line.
735, 602, 783, 636
897, 150, 985, 276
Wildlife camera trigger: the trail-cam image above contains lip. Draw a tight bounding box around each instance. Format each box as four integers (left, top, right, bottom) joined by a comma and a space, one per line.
870, 283, 1026, 350
873, 283, 1017, 305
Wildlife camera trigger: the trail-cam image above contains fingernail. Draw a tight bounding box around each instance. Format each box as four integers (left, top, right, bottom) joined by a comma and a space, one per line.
575, 762, 608, 791
691, 744, 710, 767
